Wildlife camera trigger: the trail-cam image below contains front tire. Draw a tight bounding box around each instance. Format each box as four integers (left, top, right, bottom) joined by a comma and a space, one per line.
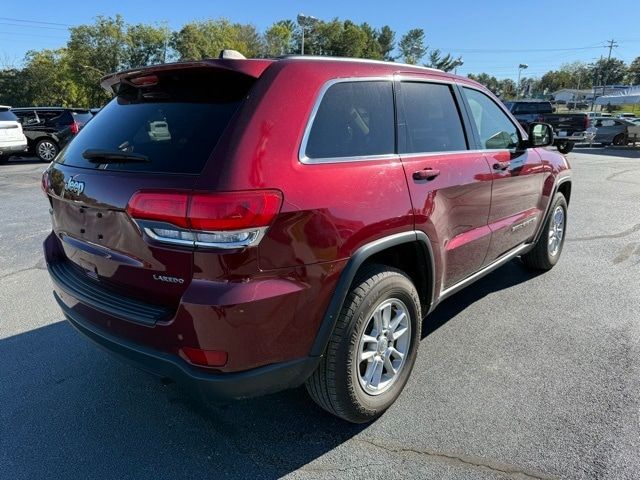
556, 141, 574, 154
35, 139, 59, 162
306, 265, 422, 423
521, 193, 567, 271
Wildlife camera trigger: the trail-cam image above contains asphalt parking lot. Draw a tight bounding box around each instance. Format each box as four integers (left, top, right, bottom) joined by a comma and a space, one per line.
1, 148, 639, 480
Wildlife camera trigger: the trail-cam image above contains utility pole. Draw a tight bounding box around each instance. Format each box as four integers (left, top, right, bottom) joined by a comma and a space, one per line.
601, 39, 618, 98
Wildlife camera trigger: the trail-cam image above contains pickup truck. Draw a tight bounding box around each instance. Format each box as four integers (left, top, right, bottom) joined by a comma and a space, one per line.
504, 100, 593, 153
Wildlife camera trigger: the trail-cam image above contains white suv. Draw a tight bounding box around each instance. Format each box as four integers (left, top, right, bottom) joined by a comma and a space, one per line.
0, 106, 28, 163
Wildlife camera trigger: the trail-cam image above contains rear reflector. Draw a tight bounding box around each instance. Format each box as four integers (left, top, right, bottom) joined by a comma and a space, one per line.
41, 172, 49, 196
179, 347, 228, 367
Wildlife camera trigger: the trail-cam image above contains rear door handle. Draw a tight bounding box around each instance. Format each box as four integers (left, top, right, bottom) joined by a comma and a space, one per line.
412, 168, 441, 181
493, 161, 510, 171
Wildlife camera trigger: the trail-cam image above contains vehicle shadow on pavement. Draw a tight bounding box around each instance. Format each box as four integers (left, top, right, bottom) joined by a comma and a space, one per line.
572, 147, 640, 159
422, 259, 542, 338
2, 260, 540, 479
2, 156, 46, 166
0, 321, 365, 479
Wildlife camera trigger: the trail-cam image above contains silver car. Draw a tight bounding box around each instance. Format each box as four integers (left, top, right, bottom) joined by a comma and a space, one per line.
590, 117, 636, 146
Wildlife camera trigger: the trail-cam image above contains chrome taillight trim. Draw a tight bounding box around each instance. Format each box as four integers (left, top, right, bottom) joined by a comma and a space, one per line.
137, 220, 269, 249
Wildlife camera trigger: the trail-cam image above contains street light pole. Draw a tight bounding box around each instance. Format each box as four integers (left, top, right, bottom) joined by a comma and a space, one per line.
454, 58, 464, 75
516, 63, 528, 99
297, 14, 318, 55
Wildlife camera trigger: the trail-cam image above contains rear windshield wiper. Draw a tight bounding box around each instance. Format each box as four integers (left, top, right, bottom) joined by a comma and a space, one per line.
82, 149, 150, 163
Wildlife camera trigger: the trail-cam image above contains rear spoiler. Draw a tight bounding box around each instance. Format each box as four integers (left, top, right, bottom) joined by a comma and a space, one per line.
100, 59, 274, 94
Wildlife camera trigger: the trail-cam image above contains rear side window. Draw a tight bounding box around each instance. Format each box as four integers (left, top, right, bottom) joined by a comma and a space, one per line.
0, 110, 18, 121
463, 88, 520, 150
399, 82, 467, 154
55, 70, 254, 174
304, 81, 394, 160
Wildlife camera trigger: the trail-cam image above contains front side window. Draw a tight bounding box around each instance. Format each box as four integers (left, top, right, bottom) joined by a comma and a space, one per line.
399, 82, 467, 154
304, 81, 394, 160
463, 88, 520, 150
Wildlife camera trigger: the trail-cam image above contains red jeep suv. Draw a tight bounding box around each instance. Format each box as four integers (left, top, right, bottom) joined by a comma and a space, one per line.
43, 55, 571, 423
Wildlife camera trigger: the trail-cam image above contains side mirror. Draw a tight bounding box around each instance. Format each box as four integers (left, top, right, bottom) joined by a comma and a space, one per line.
528, 122, 554, 148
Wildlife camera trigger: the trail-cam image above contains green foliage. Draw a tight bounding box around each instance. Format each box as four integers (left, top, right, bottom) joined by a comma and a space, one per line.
627, 57, 640, 85
467, 73, 520, 99
399, 28, 426, 64
378, 26, 395, 61
593, 57, 627, 85
2, 13, 637, 110
425, 49, 462, 72
264, 20, 296, 56
171, 18, 263, 60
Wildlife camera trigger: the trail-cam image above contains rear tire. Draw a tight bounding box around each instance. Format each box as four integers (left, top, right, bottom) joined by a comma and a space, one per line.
612, 133, 626, 146
521, 193, 567, 271
0, 155, 8, 165
556, 141, 574, 154
35, 139, 59, 162
306, 265, 422, 423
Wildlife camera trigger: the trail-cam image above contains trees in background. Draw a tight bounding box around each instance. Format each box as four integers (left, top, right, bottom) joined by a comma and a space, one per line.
0, 14, 637, 108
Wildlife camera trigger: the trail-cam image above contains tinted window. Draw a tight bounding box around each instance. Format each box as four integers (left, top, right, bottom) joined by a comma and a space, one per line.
71, 112, 93, 125
37, 111, 65, 124
463, 88, 520, 150
538, 103, 553, 114
0, 110, 18, 121
55, 70, 254, 174
304, 81, 394, 160
14, 110, 39, 126
399, 82, 467, 153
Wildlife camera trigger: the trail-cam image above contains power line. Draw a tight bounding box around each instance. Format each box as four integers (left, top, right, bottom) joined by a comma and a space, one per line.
0, 30, 68, 39
0, 16, 71, 27
0, 21, 68, 31
441, 44, 605, 54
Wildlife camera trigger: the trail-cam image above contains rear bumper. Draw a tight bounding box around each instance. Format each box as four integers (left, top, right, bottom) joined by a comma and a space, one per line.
0, 141, 27, 154
55, 292, 320, 399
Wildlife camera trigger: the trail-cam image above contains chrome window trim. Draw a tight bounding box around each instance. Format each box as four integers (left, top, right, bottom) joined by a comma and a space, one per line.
298, 76, 396, 164
297, 75, 514, 164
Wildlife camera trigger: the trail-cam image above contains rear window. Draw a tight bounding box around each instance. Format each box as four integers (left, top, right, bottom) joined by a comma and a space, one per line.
71, 112, 93, 125
303, 81, 394, 160
55, 70, 254, 174
0, 110, 18, 121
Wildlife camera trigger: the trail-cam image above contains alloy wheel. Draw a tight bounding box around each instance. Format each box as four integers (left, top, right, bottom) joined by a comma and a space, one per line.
357, 298, 411, 396
548, 205, 565, 257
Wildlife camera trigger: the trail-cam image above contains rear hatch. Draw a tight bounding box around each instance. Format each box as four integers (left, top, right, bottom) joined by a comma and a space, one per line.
44, 62, 268, 311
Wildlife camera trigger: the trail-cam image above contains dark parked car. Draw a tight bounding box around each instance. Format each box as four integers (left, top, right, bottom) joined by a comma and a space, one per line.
12, 107, 92, 161
42, 55, 571, 423
505, 101, 592, 154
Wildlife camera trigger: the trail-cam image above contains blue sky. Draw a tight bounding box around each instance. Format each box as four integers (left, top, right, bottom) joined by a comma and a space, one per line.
1, 0, 638, 81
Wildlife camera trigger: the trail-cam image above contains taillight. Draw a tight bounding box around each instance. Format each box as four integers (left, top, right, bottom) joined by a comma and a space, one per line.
70, 121, 80, 134
126, 191, 190, 228
189, 191, 283, 231
126, 190, 283, 249
41, 171, 49, 196
584, 116, 589, 129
